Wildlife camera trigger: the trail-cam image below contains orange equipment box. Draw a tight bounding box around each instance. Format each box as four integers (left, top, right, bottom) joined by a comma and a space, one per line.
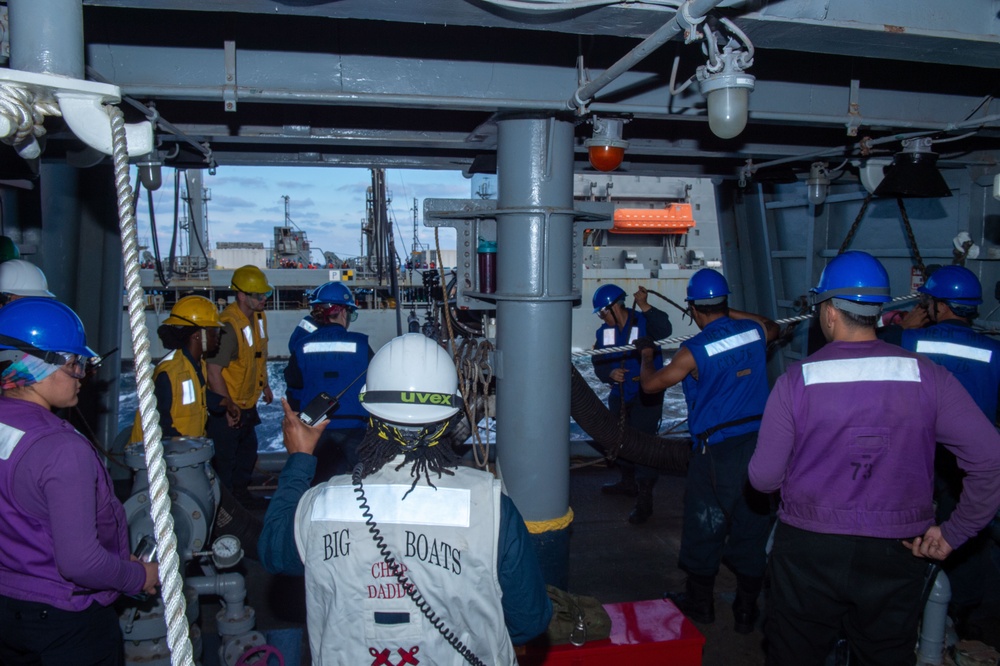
612, 203, 695, 234
518, 598, 705, 665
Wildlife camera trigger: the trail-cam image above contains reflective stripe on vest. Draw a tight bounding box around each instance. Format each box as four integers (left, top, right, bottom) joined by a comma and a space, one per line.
0, 422, 24, 460
802, 356, 920, 386
704, 328, 761, 357
130, 349, 209, 442
915, 340, 993, 363
220, 303, 268, 409
303, 341, 358, 354
310, 484, 471, 527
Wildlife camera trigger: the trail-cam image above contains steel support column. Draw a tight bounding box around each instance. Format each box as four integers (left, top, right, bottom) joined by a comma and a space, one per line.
11, 1, 125, 454
494, 115, 574, 586
9, 0, 84, 79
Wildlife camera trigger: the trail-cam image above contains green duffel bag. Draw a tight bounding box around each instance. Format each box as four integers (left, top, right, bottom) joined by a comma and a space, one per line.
544, 585, 613, 646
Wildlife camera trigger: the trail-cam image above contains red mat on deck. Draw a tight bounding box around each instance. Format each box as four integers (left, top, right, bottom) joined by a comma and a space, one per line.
519, 597, 705, 665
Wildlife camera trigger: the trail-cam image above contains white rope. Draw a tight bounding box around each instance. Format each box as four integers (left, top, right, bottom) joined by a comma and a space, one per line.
107, 105, 195, 666
575, 292, 920, 358
0, 84, 60, 144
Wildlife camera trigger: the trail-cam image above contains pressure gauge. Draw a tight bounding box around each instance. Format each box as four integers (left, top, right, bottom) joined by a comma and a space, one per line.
211, 535, 243, 568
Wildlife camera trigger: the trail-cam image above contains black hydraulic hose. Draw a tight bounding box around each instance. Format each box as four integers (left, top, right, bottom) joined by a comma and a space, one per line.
644, 288, 690, 317
570, 364, 690, 473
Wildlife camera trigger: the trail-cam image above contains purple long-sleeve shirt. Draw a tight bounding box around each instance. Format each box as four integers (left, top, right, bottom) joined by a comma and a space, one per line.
749, 339, 1000, 549
0, 399, 145, 609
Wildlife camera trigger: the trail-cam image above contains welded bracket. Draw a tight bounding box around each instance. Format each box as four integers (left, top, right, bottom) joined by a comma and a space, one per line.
224, 41, 238, 112
424, 198, 613, 310
0, 67, 152, 158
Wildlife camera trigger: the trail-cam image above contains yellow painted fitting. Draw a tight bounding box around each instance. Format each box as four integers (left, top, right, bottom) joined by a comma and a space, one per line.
524, 507, 574, 534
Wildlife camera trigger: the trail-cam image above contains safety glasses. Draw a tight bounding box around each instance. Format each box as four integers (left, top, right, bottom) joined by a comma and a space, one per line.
58, 353, 90, 379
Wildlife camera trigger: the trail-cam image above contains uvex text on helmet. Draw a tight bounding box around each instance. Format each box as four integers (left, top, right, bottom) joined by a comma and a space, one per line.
358, 333, 461, 425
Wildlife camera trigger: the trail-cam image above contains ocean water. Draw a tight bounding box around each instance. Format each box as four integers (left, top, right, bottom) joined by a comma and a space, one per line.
117, 357, 689, 454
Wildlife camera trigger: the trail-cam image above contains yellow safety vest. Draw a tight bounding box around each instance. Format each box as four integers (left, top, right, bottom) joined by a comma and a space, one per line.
130, 350, 209, 443
219, 302, 269, 409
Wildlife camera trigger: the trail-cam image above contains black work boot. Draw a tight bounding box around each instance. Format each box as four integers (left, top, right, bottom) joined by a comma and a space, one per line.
732, 574, 763, 634
601, 465, 638, 497
664, 574, 716, 624
627, 479, 655, 525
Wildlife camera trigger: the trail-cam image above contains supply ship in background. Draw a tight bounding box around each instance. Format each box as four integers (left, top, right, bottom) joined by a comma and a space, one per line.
122, 168, 723, 360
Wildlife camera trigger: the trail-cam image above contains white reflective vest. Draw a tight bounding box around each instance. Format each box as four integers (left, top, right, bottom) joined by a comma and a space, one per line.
294, 457, 515, 665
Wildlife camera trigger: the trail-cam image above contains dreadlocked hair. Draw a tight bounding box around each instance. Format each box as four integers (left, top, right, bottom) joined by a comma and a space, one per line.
357, 417, 460, 498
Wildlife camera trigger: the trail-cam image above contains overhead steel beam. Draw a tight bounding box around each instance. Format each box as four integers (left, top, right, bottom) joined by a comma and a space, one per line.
80, 0, 1000, 69
86, 45, 997, 133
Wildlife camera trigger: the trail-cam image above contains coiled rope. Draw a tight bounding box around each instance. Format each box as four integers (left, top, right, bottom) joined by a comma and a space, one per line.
0, 84, 60, 150
108, 105, 195, 666
574, 292, 921, 358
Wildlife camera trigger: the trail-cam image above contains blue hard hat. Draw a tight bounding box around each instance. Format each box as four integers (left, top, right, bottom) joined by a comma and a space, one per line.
810, 251, 891, 305
918, 265, 982, 305
593, 284, 626, 313
686, 269, 730, 302
310, 281, 357, 309
0, 298, 97, 359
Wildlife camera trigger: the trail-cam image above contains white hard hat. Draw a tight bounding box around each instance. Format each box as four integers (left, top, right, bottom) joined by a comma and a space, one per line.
359, 334, 462, 425
0, 260, 55, 298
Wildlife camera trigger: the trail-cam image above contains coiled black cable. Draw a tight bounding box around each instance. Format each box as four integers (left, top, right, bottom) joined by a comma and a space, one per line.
351, 463, 488, 666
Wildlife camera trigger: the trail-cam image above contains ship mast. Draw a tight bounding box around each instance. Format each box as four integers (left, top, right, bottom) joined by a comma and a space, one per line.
362, 168, 402, 334
180, 169, 210, 275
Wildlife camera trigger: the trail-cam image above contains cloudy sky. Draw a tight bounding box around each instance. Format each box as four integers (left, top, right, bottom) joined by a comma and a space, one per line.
133, 165, 472, 264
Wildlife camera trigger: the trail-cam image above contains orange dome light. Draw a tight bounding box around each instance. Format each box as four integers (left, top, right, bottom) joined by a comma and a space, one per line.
588, 144, 626, 172
585, 116, 629, 173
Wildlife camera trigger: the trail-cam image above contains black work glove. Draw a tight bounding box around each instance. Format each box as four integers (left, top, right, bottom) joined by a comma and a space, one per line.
633, 336, 657, 353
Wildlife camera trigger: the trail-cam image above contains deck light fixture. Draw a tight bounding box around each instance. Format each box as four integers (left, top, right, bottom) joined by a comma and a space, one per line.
806, 162, 831, 205
585, 116, 629, 172
696, 31, 755, 140
136, 152, 163, 191
874, 137, 951, 198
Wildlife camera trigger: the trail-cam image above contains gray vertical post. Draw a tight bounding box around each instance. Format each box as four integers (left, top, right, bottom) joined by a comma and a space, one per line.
185, 170, 209, 268
495, 115, 575, 586
9, 0, 84, 79
11, 1, 124, 454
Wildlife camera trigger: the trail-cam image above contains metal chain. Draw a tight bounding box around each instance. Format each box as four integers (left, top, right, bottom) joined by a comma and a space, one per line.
896, 197, 925, 274
108, 105, 195, 666
837, 193, 873, 254
434, 228, 492, 470
838, 194, 925, 276
456, 338, 494, 469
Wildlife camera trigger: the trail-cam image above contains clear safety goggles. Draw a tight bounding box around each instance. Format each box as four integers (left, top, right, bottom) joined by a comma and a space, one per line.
57, 353, 92, 379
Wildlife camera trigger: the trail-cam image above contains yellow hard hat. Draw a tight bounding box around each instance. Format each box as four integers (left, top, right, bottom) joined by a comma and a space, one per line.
230, 265, 273, 295
163, 295, 222, 327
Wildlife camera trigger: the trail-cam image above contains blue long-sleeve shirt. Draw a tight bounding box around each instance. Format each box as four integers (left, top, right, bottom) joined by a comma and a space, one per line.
258, 453, 553, 644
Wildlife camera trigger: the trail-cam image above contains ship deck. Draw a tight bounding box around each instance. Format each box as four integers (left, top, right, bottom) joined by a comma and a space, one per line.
200, 459, 1000, 666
